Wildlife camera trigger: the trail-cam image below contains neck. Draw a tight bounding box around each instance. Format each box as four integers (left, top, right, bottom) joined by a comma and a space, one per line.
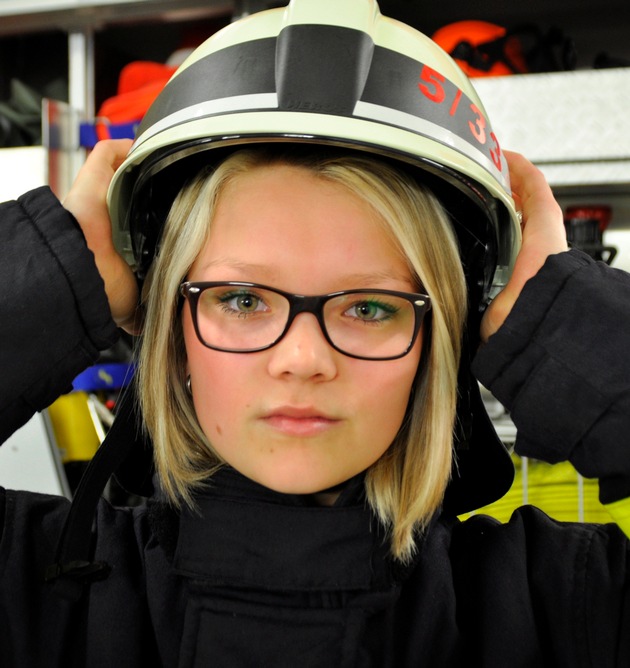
309, 482, 347, 507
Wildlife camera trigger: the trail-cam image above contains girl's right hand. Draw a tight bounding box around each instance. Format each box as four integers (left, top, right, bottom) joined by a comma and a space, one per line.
63, 139, 141, 334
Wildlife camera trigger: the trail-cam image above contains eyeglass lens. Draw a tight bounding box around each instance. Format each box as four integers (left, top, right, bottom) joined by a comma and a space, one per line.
191, 285, 421, 359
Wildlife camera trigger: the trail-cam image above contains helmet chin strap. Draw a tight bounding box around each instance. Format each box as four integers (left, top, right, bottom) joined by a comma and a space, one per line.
443, 325, 514, 517
45, 382, 150, 601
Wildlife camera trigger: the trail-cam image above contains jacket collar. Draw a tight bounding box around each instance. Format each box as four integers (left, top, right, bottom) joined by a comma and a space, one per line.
173, 467, 396, 592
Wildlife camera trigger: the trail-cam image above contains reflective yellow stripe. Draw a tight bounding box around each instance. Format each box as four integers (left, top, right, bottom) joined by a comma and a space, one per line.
605, 498, 630, 539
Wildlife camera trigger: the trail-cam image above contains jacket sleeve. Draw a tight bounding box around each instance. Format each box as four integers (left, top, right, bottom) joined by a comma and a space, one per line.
472, 250, 630, 536
0, 186, 119, 443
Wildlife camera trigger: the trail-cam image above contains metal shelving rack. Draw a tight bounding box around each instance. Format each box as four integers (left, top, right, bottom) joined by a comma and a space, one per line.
0, 0, 232, 190
474, 70, 630, 194
474, 69, 630, 272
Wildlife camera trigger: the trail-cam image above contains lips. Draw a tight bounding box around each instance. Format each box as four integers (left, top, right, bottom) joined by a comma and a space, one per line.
261, 406, 340, 437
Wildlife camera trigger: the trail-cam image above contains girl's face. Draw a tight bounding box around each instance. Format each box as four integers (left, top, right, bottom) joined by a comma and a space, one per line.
183, 164, 422, 496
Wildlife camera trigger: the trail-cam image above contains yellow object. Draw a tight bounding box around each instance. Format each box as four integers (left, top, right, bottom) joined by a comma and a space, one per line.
604, 498, 630, 539
47, 392, 101, 463
464, 454, 611, 524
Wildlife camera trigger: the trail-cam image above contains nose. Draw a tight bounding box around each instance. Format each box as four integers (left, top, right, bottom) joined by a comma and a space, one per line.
266, 313, 338, 381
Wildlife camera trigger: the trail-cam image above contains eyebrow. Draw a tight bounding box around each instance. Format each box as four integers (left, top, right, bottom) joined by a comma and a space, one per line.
196, 258, 267, 273
334, 270, 415, 286
196, 258, 414, 287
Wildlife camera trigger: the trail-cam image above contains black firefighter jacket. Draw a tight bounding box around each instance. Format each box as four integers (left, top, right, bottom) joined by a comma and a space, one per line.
0, 187, 629, 667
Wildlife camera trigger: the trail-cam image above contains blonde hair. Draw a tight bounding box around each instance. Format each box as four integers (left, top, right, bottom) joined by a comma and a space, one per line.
138, 147, 467, 562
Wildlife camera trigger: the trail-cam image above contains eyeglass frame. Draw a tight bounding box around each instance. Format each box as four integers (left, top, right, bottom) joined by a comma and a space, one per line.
179, 281, 431, 361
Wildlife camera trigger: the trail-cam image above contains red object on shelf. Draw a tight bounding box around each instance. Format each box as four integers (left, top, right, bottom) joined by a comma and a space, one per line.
564, 205, 613, 232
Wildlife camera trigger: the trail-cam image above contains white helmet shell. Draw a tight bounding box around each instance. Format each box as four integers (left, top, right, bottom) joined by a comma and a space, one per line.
108, 0, 520, 302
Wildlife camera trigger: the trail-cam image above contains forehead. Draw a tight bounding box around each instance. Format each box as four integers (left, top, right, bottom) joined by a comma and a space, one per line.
190, 163, 414, 289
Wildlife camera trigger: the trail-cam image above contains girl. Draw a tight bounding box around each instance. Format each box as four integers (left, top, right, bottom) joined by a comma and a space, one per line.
1, 1, 628, 665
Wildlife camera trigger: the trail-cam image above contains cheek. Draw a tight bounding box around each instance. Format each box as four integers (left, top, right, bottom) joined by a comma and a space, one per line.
182, 309, 199, 379
352, 342, 421, 445
183, 313, 221, 424
384, 335, 422, 407
385, 342, 422, 429
183, 313, 252, 446
186, 350, 233, 446
367, 366, 416, 433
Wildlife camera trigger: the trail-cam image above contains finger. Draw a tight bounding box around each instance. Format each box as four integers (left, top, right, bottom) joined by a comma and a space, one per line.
64, 139, 133, 244
505, 150, 566, 250
480, 152, 568, 342
62, 139, 139, 332
85, 138, 133, 177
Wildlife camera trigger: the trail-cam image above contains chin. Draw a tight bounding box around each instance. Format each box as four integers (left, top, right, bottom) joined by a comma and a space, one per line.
249, 466, 349, 498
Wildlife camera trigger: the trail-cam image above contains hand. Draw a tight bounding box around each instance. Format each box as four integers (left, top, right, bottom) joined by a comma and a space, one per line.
63, 139, 140, 334
480, 151, 568, 342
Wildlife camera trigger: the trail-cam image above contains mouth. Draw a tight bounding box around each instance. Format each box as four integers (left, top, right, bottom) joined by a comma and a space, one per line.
261, 406, 341, 437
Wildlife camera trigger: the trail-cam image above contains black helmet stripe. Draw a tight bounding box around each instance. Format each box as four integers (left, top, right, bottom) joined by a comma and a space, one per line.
276, 25, 375, 115
134, 24, 507, 189
136, 37, 278, 137
358, 45, 507, 187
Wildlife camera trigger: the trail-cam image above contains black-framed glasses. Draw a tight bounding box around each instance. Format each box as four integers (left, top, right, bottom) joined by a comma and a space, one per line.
180, 281, 431, 361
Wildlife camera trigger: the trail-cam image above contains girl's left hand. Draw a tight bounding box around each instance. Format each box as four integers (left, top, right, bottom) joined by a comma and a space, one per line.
480, 151, 569, 343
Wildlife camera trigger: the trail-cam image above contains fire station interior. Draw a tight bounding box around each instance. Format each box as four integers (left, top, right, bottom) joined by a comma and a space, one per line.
1, 0, 628, 521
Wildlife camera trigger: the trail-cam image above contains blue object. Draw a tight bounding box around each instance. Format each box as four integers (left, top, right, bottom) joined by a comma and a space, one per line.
72, 363, 135, 392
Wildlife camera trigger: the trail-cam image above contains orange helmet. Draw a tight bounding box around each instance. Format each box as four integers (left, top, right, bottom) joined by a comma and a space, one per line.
432, 20, 528, 77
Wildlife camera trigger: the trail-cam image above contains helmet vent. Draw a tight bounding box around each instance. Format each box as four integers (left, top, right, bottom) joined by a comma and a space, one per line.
276, 25, 374, 117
